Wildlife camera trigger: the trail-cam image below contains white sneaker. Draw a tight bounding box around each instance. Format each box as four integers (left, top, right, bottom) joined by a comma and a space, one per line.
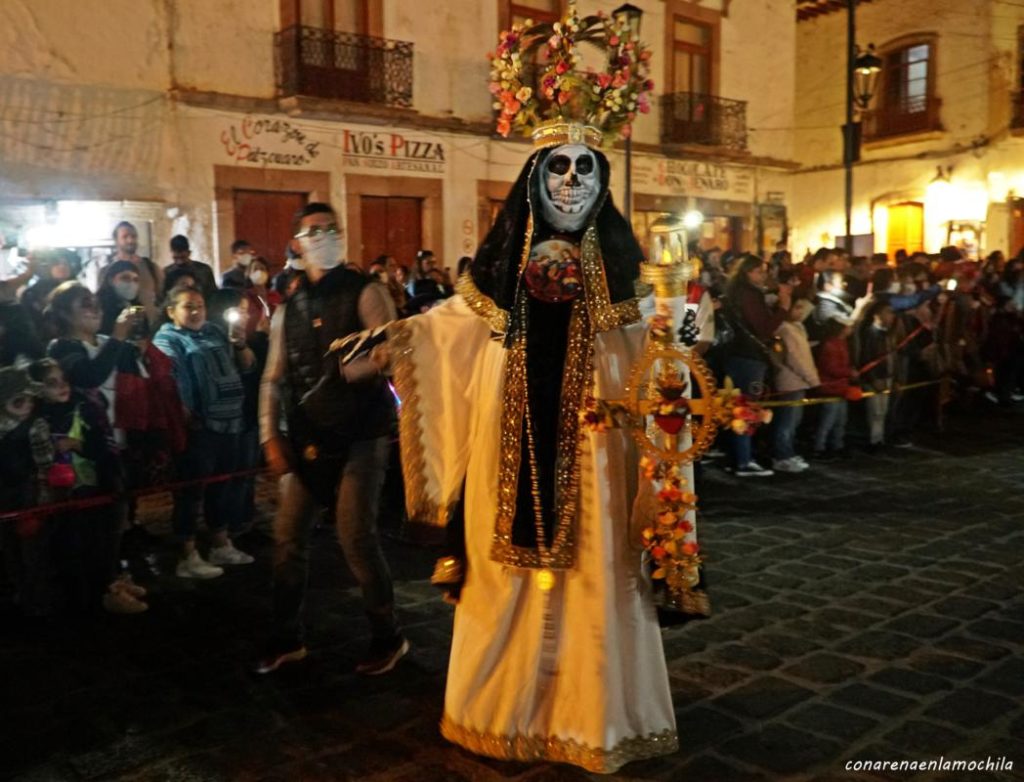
792, 455, 810, 468
208, 541, 255, 566
176, 550, 224, 579
772, 457, 807, 473
735, 461, 774, 477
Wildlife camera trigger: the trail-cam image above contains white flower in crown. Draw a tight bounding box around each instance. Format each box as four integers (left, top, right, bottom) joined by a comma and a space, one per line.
487, 0, 654, 147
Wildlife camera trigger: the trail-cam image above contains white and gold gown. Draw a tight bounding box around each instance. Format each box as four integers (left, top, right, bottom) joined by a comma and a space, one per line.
389, 260, 683, 774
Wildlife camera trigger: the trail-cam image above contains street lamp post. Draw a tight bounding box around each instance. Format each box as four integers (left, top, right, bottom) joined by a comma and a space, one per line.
842, 0, 881, 253
613, 3, 643, 224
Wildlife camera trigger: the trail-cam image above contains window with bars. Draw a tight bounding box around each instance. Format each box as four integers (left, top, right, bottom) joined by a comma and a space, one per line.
865, 38, 941, 139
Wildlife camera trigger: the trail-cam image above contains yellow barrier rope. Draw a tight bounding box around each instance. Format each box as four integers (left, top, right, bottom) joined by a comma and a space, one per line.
757, 379, 943, 408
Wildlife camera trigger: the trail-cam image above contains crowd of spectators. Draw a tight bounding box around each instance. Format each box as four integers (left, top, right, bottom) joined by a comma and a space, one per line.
698, 243, 1024, 476
1, 215, 1021, 620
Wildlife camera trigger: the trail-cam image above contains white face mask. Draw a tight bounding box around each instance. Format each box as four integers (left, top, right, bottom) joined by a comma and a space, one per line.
113, 280, 139, 302
538, 144, 600, 232
887, 282, 901, 294
249, 270, 268, 286
298, 233, 341, 270
237, 252, 254, 267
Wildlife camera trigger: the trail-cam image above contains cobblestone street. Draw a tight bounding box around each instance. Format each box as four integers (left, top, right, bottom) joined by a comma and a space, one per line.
3, 405, 1023, 782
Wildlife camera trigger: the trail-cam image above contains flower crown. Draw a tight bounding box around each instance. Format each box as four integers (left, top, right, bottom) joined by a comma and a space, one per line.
489, 0, 654, 148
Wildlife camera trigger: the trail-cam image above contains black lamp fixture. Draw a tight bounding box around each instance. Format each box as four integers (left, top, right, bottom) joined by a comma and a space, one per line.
612, 3, 644, 36
612, 3, 644, 223
852, 44, 882, 110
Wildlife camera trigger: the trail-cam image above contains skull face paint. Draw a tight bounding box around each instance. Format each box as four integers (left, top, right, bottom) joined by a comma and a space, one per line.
538, 145, 599, 232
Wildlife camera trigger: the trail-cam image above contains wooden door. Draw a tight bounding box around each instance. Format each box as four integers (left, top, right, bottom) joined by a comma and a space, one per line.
359, 196, 422, 269
1011, 198, 1024, 257
887, 202, 924, 258
233, 190, 308, 276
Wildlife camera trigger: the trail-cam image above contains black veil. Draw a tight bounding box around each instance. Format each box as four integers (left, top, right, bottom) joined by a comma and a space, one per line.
469, 146, 643, 328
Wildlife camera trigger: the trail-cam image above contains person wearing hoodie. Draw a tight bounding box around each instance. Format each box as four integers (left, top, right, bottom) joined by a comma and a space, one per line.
855, 300, 896, 452
771, 298, 820, 472
813, 317, 855, 458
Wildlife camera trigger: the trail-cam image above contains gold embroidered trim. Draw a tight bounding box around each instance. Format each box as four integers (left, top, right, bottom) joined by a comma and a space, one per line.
440, 715, 679, 775
455, 272, 508, 334
489, 317, 532, 566
579, 224, 641, 332
388, 320, 452, 528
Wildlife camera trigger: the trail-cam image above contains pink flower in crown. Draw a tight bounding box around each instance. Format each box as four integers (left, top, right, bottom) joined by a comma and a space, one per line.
609, 35, 620, 46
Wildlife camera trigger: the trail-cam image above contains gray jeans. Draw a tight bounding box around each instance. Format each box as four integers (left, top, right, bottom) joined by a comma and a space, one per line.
271, 436, 397, 644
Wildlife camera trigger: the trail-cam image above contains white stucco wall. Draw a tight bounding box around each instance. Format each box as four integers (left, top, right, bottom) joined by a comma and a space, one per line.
0, 0, 797, 270
789, 0, 1024, 255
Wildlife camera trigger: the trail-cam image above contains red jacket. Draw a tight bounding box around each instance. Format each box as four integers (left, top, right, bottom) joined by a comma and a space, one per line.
815, 336, 853, 396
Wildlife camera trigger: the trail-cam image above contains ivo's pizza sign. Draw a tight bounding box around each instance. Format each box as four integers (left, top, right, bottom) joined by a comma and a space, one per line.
341, 128, 446, 173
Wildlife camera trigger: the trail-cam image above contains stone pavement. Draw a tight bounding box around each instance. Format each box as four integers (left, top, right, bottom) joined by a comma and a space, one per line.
2, 405, 1023, 782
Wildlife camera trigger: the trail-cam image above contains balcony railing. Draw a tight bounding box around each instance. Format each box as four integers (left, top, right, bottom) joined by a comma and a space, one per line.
863, 94, 942, 140
1013, 90, 1024, 131
274, 25, 413, 108
660, 93, 748, 151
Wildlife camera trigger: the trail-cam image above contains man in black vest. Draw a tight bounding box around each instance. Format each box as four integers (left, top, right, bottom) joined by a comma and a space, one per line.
256, 202, 406, 675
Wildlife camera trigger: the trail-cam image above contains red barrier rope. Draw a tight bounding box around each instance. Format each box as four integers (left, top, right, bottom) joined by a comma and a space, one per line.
0, 465, 270, 522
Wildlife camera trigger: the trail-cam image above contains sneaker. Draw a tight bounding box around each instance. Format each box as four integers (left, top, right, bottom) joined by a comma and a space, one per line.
772, 457, 807, 473
891, 437, 913, 449
114, 573, 147, 598
252, 641, 308, 674
735, 461, 774, 477
1011, 392, 1024, 402
176, 550, 224, 579
208, 541, 255, 566
792, 455, 810, 468
102, 589, 148, 614
984, 391, 1000, 404
355, 634, 410, 676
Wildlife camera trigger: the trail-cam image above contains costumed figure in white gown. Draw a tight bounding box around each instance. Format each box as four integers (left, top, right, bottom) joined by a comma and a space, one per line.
326, 4, 723, 773
383, 6, 688, 774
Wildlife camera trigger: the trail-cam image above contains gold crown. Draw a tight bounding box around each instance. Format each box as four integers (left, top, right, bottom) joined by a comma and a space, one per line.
489, 0, 653, 147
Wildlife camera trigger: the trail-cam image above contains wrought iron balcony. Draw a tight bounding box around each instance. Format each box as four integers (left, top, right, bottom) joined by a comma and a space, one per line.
863, 94, 942, 140
275, 25, 413, 108
660, 93, 748, 151
1013, 90, 1024, 131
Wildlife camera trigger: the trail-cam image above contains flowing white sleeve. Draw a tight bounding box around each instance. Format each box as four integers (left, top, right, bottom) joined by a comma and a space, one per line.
388, 295, 495, 527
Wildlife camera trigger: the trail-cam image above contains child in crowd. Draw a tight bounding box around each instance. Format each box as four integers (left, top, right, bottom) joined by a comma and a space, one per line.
856, 300, 896, 451
207, 288, 269, 537
153, 285, 255, 578
0, 367, 54, 616
813, 317, 855, 459
28, 359, 145, 614
771, 297, 820, 472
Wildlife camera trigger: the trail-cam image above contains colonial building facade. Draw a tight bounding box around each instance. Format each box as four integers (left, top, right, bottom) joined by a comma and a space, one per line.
790, 0, 1024, 259
0, 0, 796, 279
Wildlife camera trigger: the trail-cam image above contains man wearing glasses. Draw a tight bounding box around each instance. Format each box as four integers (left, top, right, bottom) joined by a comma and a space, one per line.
256, 202, 406, 675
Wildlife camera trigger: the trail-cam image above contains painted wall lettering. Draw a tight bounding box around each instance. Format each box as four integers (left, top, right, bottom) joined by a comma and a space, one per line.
220, 116, 321, 166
